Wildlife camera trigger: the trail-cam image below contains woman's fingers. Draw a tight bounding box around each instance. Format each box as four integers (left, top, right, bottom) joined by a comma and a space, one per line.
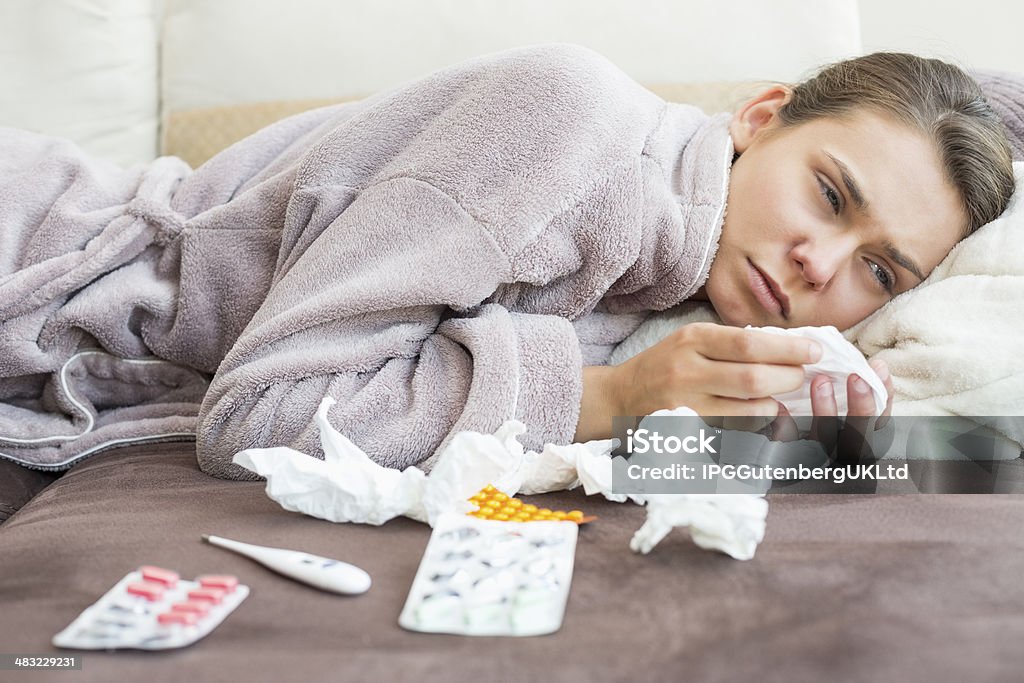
767, 401, 801, 442
685, 323, 822, 366
846, 372, 878, 417
808, 375, 840, 449
619, 323, 822, 419
841, 373, 876, 458
701, 359, 807, 401
701, 396, 781, 433
809, 375, 837, 417
869, 358, 894, 431
802, 367, 894, 466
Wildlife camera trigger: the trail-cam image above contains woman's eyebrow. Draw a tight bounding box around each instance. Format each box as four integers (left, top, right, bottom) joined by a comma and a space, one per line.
825, 151, 869, 214
825, 151, 926, 283
882, 240, 926, 283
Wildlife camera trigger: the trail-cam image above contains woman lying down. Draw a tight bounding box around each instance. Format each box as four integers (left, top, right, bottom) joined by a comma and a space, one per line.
0, 44, 1014, 479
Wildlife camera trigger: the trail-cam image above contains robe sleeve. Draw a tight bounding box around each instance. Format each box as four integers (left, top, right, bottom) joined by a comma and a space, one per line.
195, 176, 584, 479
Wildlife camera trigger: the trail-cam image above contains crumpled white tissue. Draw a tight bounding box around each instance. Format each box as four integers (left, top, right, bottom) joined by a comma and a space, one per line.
233, 398, 770, 560
233, 396, 512, 526
753, 325, 887, 416
629, 493, 769, 560
623, 407, 769, 560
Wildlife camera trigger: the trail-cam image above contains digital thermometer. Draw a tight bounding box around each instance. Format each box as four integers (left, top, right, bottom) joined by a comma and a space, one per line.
202, 535, 371, 595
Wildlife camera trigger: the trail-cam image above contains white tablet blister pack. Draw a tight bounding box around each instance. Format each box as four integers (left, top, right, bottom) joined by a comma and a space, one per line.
53, 566, 249, 650
399, 513, 578, 636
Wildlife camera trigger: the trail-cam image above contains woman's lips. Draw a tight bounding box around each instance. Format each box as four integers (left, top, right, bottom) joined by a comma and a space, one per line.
747, 259, 789, 319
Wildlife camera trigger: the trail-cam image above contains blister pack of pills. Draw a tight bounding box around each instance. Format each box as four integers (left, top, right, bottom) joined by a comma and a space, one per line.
52, 566, 249, 650
399, 513, 578, 636
467, 484, 596, 523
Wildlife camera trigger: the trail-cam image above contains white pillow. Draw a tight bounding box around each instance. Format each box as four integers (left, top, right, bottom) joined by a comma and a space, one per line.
0, 0, 161, 167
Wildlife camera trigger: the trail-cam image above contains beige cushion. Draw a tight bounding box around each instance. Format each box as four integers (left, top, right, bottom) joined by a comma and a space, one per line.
163, 97, 350, 169
162, 82, 766, 168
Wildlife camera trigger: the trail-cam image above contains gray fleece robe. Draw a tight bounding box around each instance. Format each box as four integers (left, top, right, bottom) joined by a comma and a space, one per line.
0, 44, 732, 478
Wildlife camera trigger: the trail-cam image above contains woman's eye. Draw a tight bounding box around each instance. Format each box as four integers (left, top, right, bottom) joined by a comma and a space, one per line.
817, 177, 841, 214
867, 260, 894, 293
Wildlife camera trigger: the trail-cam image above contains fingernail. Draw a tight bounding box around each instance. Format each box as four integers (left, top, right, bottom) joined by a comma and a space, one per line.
807, 342, 823, 364
853, 375, 869, 394
816, 380, 833, 398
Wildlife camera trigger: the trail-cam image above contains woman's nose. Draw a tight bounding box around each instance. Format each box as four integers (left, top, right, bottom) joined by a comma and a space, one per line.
790, 236, 858, 291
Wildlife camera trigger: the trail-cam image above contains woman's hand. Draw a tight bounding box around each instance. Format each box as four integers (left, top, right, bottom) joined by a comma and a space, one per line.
574, 322, 823, 442
767, 358, 895, 461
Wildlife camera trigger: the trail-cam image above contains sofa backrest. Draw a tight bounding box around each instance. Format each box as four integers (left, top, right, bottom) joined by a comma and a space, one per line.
0, 0, 863, 167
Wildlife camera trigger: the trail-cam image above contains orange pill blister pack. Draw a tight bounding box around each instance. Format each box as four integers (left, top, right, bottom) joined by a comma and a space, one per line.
467, 485, 596, 524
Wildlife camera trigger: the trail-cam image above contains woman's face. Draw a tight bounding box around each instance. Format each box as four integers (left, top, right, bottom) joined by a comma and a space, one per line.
699, 87, 968, 330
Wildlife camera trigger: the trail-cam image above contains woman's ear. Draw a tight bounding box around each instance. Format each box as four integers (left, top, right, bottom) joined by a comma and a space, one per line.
730, 85, 793, 154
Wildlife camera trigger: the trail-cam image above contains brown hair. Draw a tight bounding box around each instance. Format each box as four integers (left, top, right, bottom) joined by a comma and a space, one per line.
776, 52, 1015, 237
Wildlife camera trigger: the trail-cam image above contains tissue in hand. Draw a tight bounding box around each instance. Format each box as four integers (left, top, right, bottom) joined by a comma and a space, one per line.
752, 325, 887, 416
